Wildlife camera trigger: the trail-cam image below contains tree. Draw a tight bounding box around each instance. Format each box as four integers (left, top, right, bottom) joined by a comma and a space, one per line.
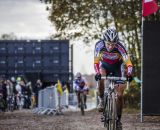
0, 33, 17, 40
40, 0, 160, 108
40, 0, 142, 78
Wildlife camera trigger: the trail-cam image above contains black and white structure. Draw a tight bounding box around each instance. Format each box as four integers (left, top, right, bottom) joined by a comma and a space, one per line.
0, 40, 73, 85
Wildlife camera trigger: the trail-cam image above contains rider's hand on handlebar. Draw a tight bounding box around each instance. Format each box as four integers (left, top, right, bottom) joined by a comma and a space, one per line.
95, 73, 101, 81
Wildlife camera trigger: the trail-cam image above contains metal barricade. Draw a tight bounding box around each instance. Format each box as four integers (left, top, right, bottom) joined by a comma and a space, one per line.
60, 91, 69, 107
35, 86, 69, 115
34, 87, 97, 115
43, 87, 58, 108
35, 86, 59, 115
68, 93, 77, 105
38, 89, 44, 108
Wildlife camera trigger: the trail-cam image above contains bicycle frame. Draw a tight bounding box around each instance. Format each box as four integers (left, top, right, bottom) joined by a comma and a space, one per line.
101, 76, 126, 130
79, 91, 85, 116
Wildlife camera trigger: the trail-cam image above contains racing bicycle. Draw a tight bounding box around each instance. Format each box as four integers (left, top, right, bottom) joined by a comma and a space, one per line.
100, 76, 127, 130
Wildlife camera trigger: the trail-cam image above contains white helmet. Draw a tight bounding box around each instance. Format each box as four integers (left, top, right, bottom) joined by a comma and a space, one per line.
11, 77, 15, 82
103, 28, 119, 43
75, 72, 82, 79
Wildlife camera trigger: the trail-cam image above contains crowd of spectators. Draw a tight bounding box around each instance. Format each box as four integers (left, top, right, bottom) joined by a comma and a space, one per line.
0, 76, 42, 112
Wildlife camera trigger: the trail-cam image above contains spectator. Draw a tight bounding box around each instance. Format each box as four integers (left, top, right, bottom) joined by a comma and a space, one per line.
0, 79, 6, 111
63, 81, 71, 93
15, 77, 23, 110
2, 79, 7, 110
23, 82, 31, 109
6, 80, 14, 111
10, 77, 17, 110
34, 79, 42, 107
6, 80, 14, 97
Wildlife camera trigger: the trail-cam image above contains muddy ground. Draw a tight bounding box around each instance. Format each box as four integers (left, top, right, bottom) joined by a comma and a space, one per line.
0, 109, 160, 130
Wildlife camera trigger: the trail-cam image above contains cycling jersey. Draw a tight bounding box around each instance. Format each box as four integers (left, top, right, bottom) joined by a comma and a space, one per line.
73, 78, 88, 92
94, 40, 133, 76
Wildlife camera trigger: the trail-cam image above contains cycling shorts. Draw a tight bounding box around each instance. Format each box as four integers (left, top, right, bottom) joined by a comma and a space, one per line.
100, 61, 125, 84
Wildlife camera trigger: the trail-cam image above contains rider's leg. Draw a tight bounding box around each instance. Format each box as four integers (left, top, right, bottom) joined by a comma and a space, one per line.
83, 87, 88, 109
84, 92, 87, 109
116, 84, 126, 122
77, 92, 81, 107
97, 68, 106, 112
75, 86, 81, 107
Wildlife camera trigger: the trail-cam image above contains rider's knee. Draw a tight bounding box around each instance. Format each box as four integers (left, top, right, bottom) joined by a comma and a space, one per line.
98, 80, 105, 88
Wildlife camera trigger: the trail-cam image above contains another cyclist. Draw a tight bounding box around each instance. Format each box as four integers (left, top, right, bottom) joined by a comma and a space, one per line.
94, 27, 133, 129
73, 72, 89, 109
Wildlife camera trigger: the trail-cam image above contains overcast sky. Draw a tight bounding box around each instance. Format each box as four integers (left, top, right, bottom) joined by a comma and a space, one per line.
0, 0, 53, 39
0, 0, 94, 75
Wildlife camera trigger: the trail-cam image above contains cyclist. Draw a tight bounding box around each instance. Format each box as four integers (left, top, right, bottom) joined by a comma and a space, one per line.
73, 72, 89, 109
94, 27, 133, 129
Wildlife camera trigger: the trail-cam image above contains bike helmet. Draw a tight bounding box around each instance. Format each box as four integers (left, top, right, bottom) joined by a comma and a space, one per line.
103, 28, 119, 43
75, 72, 82, 79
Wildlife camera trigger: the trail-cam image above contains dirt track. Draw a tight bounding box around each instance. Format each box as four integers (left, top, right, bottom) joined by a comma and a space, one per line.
0, 109, 160, 130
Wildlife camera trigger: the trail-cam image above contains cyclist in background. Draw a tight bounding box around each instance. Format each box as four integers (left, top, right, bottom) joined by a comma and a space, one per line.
73, 72, 89, 109
94, 27, 133, 129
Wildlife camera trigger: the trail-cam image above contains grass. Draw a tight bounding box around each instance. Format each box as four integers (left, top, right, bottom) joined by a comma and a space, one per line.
123, 107, 140, 114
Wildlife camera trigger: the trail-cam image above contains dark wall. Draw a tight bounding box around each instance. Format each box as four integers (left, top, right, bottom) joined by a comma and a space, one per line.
143, 21, 160, 115
0, 40, 73, 84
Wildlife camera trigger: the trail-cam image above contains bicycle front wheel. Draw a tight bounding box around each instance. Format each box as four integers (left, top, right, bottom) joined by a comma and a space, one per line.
111, 92, 117, 130
104, 92, 117, 130
80, 93, 85, 116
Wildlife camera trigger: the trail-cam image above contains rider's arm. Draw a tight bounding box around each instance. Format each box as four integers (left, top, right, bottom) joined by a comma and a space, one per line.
94, 41, 104, 74
73, 80, 79, 92
117, 43, 133, 75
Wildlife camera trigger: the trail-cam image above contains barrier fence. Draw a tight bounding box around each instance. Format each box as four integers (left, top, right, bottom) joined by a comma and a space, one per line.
33, 86, 77, 115
33, 86, 97, 115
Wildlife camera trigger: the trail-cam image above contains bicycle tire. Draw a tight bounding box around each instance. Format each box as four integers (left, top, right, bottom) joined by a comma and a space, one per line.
111, 92, 117, 130
103, 93, 108, 127
80, 93, 85, 116
104, 92, 117, 130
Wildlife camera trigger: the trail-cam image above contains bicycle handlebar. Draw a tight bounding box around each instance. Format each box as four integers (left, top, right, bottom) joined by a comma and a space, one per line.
101, 76, 129, 90
101, 76, 127, 81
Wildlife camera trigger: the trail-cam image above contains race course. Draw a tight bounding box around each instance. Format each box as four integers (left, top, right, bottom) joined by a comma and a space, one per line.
0, 109, 160, 130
